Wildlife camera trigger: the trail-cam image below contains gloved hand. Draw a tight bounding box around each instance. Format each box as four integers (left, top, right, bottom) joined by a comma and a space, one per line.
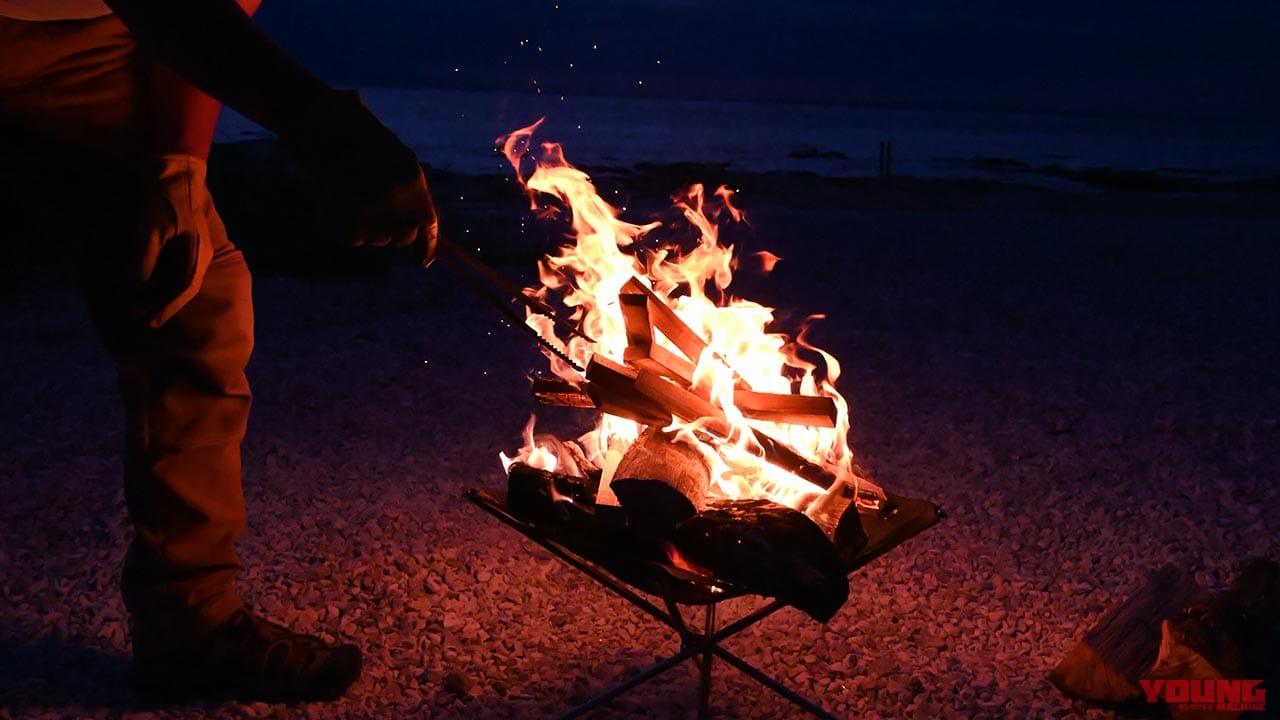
278, 89, 438, 267
134, 153, 217, 328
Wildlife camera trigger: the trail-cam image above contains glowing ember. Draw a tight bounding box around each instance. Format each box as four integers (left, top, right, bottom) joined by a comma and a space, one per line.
498, 118, 882, 514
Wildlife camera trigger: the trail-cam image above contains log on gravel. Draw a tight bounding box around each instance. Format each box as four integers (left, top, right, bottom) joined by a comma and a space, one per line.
1050, 564, 1209, 702
1144, 558, 1280, 720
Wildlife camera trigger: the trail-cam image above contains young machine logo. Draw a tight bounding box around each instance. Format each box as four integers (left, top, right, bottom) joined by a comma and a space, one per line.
1140, 679, 1267, 713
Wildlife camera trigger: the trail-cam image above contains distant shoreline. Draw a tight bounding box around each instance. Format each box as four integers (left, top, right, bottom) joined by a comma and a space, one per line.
378, 80, 1280, 130
216, 87, 1280, 191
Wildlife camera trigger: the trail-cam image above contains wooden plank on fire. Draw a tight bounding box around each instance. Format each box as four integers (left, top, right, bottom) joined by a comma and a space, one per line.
633, 369, 731, 437
622, 275, 763, 394
631, 346, 698, 387
634, 365, 836, 430
583, 355, 670, 426
733, 390, 838, 428
621, 289, 698, 385
622, 277, 708, 366
632, 369, 840, 490
620, 291, 652, 364
585, 361, 844, 492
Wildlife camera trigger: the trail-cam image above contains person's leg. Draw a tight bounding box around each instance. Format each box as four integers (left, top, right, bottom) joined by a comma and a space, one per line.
0, 13, 249, 630
0, 14, 360, 700
104, 210, 254, 637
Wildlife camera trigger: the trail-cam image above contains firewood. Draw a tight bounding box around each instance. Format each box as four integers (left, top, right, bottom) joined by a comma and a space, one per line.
628, 356, 834, 429
1050, 564, 1208, 702
630, 346, 698, 386
620, 291, 653, 364
745, 431, 841, 490
621, 284, 699, 385
1143, 559, 1280, 720
631, 369, 843, 491
507, 462, 600, 523
622, 276, 708, 366
531, 373, 595, 408
614, 427, 712, 507
583, 355, 669, 426
611, 427, 713, 533
619, 276, 836, 428
534, 362, 838, 430
669, 497, 850, 622
633, 368, 732, 436
732, 390, 838, 428
584, 358, 846, 493
1146, 616, 1237, 720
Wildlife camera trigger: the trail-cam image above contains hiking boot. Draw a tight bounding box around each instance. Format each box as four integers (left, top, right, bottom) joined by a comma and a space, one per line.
130, 607, 362, 703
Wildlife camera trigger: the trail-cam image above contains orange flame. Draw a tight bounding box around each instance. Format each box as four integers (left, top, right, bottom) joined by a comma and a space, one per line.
498, 120, 879, 512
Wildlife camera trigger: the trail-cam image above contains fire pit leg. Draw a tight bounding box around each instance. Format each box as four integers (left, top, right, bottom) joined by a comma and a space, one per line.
661, 597, 717, 719
554, 652, 695, 720
708, 646, 841, 720
696, 604, 716, 720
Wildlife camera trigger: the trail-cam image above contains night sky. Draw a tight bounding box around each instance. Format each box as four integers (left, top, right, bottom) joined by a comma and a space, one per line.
256, 0, 1280, 123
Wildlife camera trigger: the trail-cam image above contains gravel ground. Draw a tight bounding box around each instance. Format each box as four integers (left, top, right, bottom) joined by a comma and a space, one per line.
2, 172, 1279, 719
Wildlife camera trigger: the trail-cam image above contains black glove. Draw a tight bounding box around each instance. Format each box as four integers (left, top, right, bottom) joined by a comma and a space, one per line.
279, 89, 438, 266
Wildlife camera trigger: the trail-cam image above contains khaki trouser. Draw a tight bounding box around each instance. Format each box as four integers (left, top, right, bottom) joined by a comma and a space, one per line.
0, 15, 251, 633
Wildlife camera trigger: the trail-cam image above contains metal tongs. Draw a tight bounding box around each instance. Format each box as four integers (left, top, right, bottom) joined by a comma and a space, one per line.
436, 235, 594, 372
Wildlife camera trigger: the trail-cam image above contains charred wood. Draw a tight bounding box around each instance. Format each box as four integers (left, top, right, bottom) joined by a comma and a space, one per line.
668, 498, 849, 622
531, 373, 595, 408
507, 463, 600, 526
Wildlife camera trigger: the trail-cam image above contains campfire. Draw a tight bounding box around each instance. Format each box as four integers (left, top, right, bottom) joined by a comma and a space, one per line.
493, 119, 889, 621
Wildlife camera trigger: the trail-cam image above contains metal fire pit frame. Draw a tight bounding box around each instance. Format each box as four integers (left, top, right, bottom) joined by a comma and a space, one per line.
466, 487, 942, 720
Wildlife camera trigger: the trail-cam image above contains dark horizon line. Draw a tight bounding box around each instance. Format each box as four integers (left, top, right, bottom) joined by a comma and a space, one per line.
349, 77, 1280, 131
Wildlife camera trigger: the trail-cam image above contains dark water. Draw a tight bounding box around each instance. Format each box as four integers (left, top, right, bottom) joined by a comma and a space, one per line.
217, 87, 1280, 186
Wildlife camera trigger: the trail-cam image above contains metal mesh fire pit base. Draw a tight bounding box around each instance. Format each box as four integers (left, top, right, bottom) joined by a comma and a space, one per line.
466, 488, 942, 720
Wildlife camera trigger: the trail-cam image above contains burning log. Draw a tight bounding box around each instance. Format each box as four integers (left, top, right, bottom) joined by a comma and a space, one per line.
578, 358, 855, 494
619, 277, 838, 428
620, 289, 699, 384
543, 345, 838, 434
634, 369, 731, 435
667, 498, 850, 622
630, 369, 848, 493
608, 427, 866, 565
602, 429, 856, 621
507, 462, 601, 525
610, 428, 711, 535
620, 291, 654, 365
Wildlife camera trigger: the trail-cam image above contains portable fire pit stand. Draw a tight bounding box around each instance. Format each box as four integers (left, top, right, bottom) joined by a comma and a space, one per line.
467, 488, 942, 719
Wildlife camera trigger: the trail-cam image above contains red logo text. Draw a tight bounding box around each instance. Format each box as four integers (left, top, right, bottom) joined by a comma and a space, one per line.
1140, 679, 1267, 713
